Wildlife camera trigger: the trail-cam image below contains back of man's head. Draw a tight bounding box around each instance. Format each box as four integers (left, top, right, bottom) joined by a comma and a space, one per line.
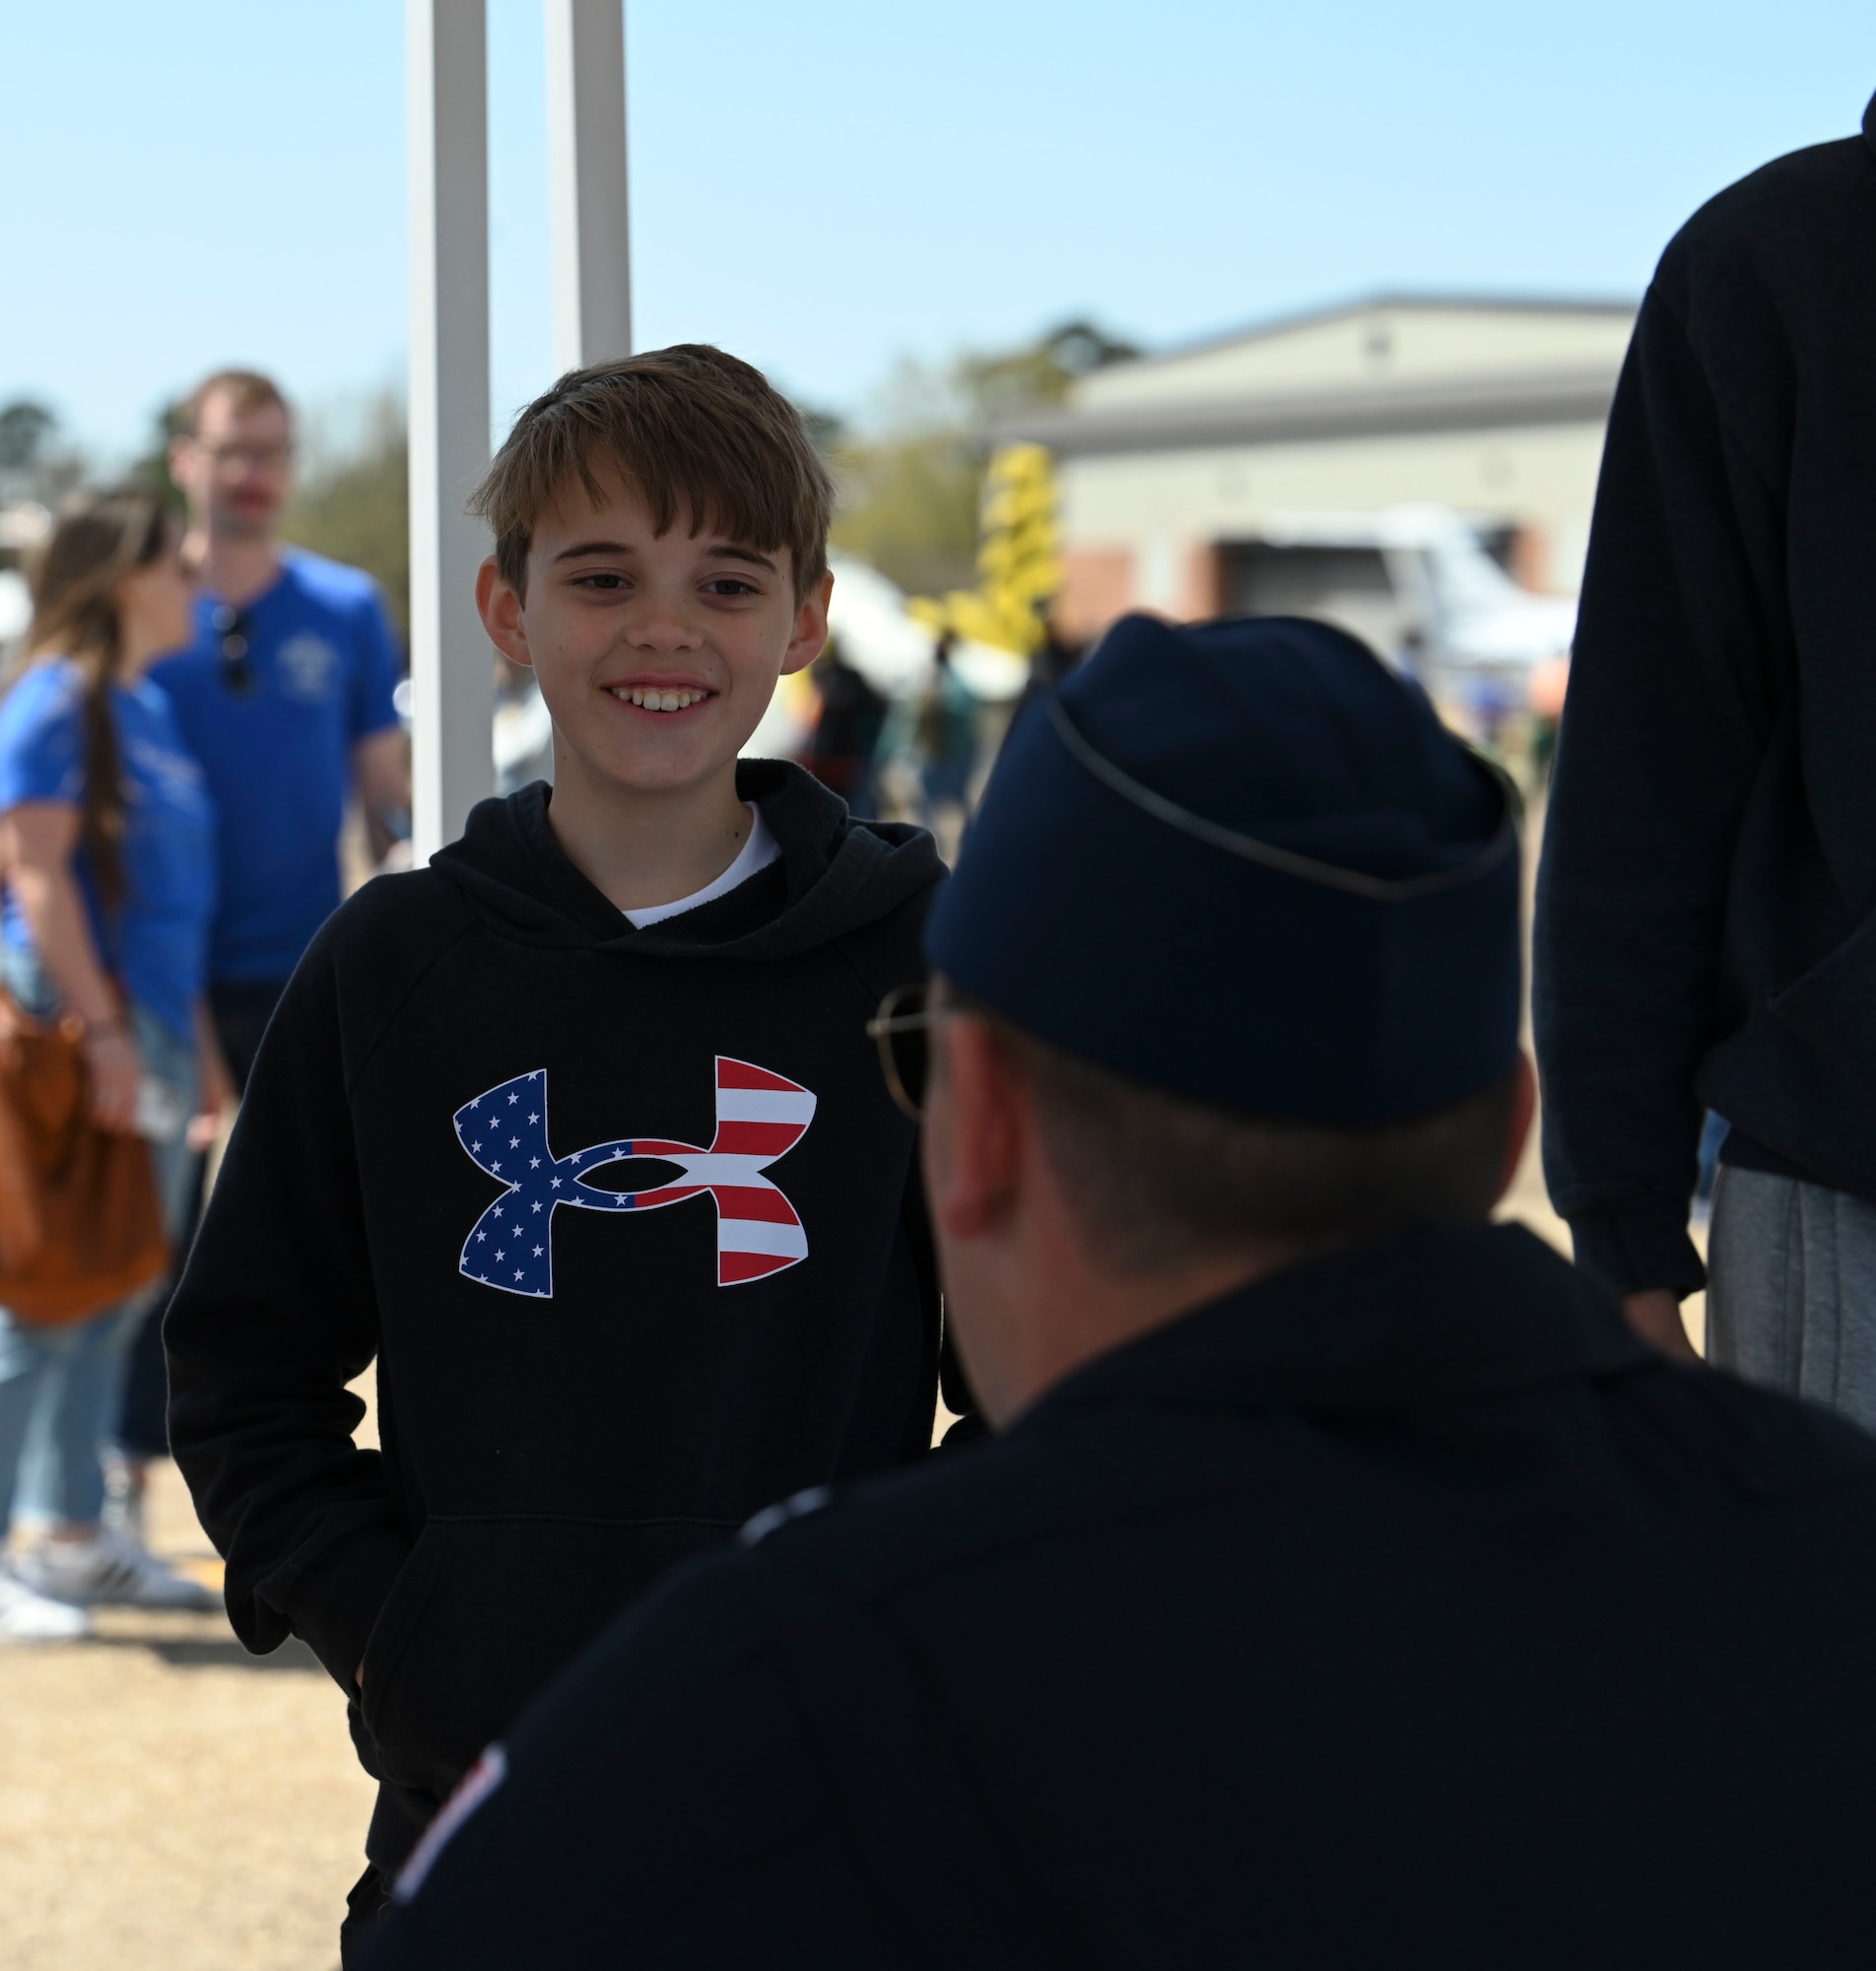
972, 1003, 1519, 1279
919, 612, 1523, 1407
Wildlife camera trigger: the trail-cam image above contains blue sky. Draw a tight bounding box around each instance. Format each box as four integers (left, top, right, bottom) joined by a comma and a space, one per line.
5, 0, 1872, 460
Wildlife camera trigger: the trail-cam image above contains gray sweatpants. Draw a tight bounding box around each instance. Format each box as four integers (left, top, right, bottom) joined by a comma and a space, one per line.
1708, 1166, 1876, 1434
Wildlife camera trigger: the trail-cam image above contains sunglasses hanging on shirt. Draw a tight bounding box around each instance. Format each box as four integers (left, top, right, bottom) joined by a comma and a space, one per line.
211, 603, 256, 696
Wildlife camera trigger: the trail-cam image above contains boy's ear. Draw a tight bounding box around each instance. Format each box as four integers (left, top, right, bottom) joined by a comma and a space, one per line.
477, 556, 533, 669
779, 569, 836, 677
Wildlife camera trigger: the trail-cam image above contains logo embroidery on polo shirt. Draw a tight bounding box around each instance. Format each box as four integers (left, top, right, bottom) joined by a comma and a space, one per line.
453, 1058, 817, 1296
278, 633, 339, 702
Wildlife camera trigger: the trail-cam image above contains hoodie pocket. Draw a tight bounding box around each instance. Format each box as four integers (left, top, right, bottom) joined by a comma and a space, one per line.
1766, 906, 1876, 1089
357, 1514, 735, 1801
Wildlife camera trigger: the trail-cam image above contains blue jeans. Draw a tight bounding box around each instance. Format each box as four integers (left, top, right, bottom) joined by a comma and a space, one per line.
116, 973, 286, 1458
0, 954, 197, 1530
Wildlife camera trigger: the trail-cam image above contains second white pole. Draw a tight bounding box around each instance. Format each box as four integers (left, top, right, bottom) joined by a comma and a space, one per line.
545, 0, 632, 373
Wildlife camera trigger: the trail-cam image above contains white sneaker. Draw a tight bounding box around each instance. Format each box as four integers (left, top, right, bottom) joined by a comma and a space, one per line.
100, 1460, 148, 1546
18, 1529, 217, 1611
0, 1565, 93, 1641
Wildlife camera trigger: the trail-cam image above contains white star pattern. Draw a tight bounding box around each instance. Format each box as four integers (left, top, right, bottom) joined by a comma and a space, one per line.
453, 1059, 817, 1298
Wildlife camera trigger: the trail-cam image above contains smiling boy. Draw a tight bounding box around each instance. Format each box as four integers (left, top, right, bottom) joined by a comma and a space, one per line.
165, 348, 964, 1960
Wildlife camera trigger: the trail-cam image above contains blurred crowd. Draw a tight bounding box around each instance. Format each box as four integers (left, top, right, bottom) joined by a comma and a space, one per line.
0, 369, 409, 1640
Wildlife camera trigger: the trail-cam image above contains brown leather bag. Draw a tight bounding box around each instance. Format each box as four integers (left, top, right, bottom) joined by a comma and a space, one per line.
0, 991, 168, 1325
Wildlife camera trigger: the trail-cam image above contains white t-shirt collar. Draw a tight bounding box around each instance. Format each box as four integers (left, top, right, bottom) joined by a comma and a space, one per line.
622, 803, 781, 928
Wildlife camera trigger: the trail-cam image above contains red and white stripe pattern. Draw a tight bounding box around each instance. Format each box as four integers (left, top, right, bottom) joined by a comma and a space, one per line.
595, 1057, 818, 1286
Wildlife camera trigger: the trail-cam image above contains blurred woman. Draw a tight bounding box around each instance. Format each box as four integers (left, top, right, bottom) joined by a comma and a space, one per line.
0, 487, 227, 1640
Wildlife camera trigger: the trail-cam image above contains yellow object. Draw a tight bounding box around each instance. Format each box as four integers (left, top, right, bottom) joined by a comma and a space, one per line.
909, 443, 1062, 656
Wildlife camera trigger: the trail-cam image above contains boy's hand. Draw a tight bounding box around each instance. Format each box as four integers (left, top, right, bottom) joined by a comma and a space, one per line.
189, 999, 238, 1151
356, 1661, 365, 1689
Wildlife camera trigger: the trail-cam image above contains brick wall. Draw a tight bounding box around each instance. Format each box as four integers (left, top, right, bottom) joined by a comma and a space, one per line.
1056, 546, 1135, 643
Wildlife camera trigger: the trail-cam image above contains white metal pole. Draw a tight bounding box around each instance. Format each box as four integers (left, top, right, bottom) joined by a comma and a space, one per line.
545, 0, 632, 371
408, 0, 494, 860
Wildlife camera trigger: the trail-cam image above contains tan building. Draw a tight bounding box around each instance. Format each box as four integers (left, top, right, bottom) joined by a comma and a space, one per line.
1002, 295, 1637, 645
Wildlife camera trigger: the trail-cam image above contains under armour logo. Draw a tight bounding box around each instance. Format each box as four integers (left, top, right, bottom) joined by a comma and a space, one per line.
454, 1058, 816, 1296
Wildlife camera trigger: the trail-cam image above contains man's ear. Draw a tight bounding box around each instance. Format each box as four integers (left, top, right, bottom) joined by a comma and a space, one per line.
1494, 1051, 1538, 1205
779, 569, 835, 677
927, 1017, 1027, 1242
477, 557, 533, 668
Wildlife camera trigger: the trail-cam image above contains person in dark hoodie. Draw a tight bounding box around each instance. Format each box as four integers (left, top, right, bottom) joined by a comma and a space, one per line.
164, 346, 968, 1962
363, 615, 1876, 1969
1535, 96, 1876, 1405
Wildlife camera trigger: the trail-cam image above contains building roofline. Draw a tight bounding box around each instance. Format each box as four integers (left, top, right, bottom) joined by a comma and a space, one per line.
998, 365, 1622, 458
1105, 291, 1640, 376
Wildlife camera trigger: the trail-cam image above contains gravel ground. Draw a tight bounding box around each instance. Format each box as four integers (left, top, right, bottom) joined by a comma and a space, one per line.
0, 1458, 374, 1971
0, 1111, 1702, 1971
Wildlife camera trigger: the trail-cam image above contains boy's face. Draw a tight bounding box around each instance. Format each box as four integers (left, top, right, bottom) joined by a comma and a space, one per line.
477, 467, 832, 798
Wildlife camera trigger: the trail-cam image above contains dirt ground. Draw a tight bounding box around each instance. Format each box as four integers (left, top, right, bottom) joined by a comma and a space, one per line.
0, 1431, 376, 1970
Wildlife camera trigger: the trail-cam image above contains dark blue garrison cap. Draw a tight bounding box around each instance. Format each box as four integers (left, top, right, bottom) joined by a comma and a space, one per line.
924, 613, 1521, 1126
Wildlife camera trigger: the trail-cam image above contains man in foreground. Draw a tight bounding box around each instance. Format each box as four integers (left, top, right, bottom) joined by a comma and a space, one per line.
368, 614, 1876, 1967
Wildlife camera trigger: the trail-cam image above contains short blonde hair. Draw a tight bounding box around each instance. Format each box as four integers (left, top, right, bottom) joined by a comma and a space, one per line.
176, 369, 291, 437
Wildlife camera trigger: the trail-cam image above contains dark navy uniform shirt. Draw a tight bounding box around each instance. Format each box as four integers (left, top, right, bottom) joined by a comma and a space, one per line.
367, 1223, 1876, 1968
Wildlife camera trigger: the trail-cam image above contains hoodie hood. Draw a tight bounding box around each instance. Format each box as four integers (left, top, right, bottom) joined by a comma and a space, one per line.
431, 760, 944, 962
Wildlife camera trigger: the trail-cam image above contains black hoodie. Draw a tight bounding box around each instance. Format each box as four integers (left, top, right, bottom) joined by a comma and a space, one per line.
1535, 103, 1876, 1296
167, 762, 955, 1870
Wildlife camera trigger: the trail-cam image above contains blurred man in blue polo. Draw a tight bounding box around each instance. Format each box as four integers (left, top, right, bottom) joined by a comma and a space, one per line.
366, 615, 1876, 1968
159, 369, 410, 1084
111, 371, 410, 1515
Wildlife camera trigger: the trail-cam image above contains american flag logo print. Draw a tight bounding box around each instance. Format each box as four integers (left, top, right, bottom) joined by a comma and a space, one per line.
453, 1057, 817, 1296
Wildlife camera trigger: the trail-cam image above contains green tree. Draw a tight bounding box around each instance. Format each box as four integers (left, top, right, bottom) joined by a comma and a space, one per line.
0, 402, 56, 480
0, 398, 87, 508
285, 394, 409, 638
829, 427, 983, 598
827, 319, 1134, 602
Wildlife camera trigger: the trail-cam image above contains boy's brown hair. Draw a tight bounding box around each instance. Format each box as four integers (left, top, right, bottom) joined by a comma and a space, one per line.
470, 345, 833, 601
